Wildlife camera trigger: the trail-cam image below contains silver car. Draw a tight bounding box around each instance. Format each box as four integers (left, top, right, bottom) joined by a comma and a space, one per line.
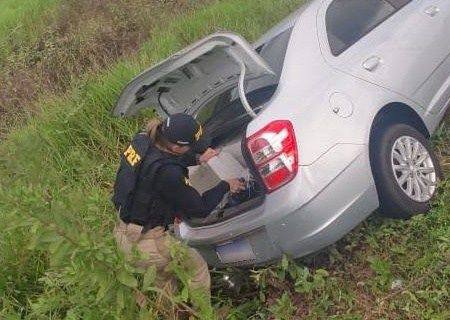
114, 0, 450, 267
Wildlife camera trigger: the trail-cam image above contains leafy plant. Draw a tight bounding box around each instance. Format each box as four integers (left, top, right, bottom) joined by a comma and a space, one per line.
269, 292, 295, 320
367, 256, 393, 291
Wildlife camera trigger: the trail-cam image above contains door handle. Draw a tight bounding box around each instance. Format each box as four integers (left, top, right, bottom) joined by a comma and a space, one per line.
424, 5, 440, 17
362, 56, 381, 72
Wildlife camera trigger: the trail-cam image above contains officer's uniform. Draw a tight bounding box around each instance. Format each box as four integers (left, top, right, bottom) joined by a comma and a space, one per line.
112, 115, 230, 296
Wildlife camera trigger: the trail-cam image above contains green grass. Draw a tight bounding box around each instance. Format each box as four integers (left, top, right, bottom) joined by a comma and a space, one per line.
0, 0, 211, 137
0, 0, 303, 318
0, 0, 59, 66
0, 0, 449, 318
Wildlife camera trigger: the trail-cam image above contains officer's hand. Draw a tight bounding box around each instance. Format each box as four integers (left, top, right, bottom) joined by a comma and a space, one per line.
227, 178, 246, 194
199, 148, 219, 164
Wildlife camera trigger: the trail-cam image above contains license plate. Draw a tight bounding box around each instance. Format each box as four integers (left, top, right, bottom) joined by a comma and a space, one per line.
216, 238, 256, 264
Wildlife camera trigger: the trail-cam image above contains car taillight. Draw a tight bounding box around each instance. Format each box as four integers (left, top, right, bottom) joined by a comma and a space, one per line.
247, 120, 298, 193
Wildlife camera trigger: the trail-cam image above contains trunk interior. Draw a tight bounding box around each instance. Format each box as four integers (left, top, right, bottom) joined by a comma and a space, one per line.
186, 27, 294, 227
186, 85, 279, 226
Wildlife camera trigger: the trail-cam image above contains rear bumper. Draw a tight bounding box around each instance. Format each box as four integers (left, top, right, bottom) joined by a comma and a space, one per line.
178, 144, 379, 267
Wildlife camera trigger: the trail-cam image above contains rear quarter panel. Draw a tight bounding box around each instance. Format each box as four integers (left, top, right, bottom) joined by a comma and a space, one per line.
247, 0, 429, 166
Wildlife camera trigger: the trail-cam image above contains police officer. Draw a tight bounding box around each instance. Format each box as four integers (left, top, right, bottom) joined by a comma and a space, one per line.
112, 113, 245, 302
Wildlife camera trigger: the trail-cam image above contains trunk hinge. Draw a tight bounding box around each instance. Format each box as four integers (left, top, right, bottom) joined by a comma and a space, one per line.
227, 47, 274, 119
237, 60, 258, 118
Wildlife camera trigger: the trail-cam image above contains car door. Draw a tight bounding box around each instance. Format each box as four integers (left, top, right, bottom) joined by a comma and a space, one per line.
317, 0, 450, 114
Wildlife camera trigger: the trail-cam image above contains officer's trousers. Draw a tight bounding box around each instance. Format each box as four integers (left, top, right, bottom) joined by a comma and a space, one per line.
113, 220, 211, 296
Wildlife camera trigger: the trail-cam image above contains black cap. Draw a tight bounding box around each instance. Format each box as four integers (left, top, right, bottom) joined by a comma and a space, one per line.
160, 113, 207, 149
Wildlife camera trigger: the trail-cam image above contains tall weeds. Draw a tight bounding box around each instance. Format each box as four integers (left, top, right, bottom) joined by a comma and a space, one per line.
0, 0, 303, 318
0, 0, 210, 137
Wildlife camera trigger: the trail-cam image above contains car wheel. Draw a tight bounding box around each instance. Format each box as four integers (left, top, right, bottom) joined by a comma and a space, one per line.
371, 123, 442, 219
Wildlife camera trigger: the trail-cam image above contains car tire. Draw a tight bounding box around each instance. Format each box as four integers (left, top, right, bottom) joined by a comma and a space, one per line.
371, 123, 442, 219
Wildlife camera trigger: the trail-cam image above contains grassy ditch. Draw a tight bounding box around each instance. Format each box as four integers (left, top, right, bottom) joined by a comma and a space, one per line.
0, 0, 448, 318
0, 0, 60, 63
0, 0, 210, 137
0, 0, 303, 318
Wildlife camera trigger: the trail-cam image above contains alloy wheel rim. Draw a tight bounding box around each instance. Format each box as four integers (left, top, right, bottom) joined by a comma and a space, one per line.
391, 136, 437, 203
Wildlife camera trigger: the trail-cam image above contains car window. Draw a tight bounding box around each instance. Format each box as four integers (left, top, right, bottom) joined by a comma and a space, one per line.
326, 0, 398, 56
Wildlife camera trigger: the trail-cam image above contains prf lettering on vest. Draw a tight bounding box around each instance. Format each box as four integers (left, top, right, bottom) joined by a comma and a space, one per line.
124, 145, 141, 166
195, 124, 203, 141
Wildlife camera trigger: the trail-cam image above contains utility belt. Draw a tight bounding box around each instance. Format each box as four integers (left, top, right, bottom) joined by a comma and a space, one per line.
117, 213, 177, 234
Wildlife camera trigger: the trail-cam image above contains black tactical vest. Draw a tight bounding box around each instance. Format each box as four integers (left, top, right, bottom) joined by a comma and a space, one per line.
112, 133, 181, 228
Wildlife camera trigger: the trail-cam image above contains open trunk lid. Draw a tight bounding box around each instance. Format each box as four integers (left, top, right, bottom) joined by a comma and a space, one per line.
113, 32, 275, 118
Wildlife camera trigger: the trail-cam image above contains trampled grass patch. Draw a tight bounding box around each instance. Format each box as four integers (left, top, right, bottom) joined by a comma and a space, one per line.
0, 0, 211, 137
0, 0, 59, 64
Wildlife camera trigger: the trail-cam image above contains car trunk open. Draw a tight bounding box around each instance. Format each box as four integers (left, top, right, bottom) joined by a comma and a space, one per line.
114, 30, 293, 226
185, 85, 278, 226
